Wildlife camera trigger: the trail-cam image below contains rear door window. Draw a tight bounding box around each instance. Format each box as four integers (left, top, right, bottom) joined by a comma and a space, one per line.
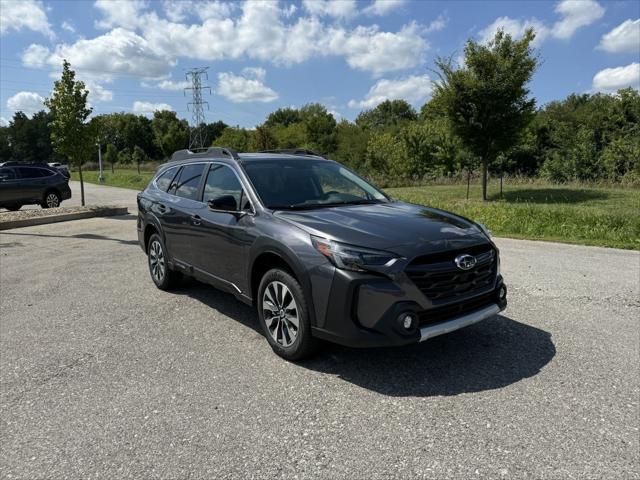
155, 166, 179, 192
173, 164, 204, 201
16, 167, 42, 179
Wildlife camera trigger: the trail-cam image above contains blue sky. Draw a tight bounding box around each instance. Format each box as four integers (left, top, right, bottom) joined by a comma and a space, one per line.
1, 0, 639, 128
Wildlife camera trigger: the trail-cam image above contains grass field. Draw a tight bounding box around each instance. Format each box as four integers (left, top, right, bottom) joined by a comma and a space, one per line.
72, 169, 639, 249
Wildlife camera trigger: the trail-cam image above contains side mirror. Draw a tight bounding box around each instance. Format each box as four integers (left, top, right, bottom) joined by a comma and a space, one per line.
207, 195, 238, 212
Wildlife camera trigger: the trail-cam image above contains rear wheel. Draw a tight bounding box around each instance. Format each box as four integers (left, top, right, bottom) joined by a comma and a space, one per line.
258, 268, 318, 360
147, 233, 180, 290
41, 190, 61, 208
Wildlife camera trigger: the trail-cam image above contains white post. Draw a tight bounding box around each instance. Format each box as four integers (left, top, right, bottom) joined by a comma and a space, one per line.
97, 142, 104, 183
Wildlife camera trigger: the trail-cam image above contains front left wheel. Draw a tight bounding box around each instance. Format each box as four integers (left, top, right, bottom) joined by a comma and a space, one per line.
258, 268, 318, 361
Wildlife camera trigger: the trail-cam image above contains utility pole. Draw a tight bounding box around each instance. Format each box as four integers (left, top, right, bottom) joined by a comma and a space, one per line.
184, 67, 211, 150
97, 141, 104, 183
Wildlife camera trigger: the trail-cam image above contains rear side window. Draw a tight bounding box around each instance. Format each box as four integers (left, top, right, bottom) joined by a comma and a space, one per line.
0, 168, 16, 180
155, 166, 179, 192
16, 167, 40, 179
173, 164, 204, 200
37, 168, 54, 177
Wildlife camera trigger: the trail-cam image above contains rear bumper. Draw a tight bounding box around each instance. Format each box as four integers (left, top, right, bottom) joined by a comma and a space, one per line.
60, 183, 72, 200
311, 268, 507, 348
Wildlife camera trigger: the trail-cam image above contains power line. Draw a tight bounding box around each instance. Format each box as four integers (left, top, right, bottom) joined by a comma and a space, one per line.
184, 67, 211, 150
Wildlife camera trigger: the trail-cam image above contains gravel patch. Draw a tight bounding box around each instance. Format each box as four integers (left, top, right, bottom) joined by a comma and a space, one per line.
0, 205, 128, 230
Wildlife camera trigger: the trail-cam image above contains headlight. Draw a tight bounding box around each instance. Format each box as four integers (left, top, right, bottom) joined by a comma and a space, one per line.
311, 236, 398, 272
476, 222, 492, 238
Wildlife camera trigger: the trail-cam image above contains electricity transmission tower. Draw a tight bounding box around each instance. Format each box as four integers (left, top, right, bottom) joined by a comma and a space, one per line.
184, 67, 211, 150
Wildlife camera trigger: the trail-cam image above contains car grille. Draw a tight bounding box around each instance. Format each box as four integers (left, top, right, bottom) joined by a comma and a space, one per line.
405, 244, 497, 303
417, 291, 497, 327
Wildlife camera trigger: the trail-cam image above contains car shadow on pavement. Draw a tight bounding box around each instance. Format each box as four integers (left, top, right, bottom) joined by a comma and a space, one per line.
172, 279, 555, 397
1, 231, 139, 246
300, 315, 556, 397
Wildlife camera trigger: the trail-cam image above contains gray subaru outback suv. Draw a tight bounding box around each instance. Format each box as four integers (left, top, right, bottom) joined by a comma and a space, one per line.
137, 147, 507, 360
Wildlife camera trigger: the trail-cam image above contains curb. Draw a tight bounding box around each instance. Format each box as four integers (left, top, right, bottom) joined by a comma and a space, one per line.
0, 206, 129, 230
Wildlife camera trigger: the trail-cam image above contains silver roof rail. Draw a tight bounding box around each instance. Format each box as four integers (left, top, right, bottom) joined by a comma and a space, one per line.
170, 147, 240, 162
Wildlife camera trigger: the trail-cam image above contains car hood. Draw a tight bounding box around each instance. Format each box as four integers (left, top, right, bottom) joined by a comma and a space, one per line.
274, 201, 490, 255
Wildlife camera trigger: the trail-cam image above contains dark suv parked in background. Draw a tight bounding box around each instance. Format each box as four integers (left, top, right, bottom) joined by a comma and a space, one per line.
137, 147, 507, 360
0, 163, 72, 210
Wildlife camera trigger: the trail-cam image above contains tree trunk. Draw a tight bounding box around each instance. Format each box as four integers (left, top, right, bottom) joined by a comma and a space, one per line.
78, 163, 85, 206
481, 160, 488, 201
137, 162, 140, 174
466, 169, 471, 200
500, 173, 504, 199
111, 161, 114, 174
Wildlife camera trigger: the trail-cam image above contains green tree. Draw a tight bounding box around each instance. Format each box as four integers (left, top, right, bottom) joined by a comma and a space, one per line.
6, 111, 54, 163
0, 126, 11, 162
272, 123, 309, 149
104, 143, 118, 173
44, 60, 93, 205
264, 107, 301, 128
203, 120, 229, 144
365, 131, 407, 180
132, 145, 147, 174
118, 147, 132, 166
213, 126, 252, 151
334, 120, 369, 170
151, 110, 189, 159
299, 103, 337, 154
433, 29, 538, 199
250, 125, 276, 151
356, 100, 417, 131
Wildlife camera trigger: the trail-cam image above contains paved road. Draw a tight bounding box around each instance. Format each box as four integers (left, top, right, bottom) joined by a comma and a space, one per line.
2, 181, 139, 212
0, 217, 638, 479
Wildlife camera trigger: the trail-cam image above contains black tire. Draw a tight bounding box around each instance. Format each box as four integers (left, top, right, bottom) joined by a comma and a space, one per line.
257, 268, 318, 360
5, 204, 22, 211
147, 233, 180, 290
41, 190, 61, 208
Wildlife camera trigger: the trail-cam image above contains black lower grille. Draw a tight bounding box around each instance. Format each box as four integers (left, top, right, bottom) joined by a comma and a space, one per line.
417, 291, 496, 327
405, 244, 497, 302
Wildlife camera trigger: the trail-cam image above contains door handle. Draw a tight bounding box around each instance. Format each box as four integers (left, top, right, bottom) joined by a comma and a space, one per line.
191, 214, 202, 226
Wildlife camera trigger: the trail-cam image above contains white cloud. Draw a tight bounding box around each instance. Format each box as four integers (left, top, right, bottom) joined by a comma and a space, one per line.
479, 16, 549, 46
328, 22, 428, 76
132, 101, 173, 114
592, 62, 640, 92
479, 0, 604, 46
0, 117, 9, 127
216, 68, 278, 103
94, 0, 148, 30
598, 19, 640, 54
348, 74, 432, 109
425, 14, 448, 33
302, 0, 358, 20
61, 21, 76, 34
138, 2, 427, 75
85, 81, 114, 103
552, 0, 604, 40
157, 79, 190, 90
0, 0, 54, 38
161, 0, 234, 22
364, 0, 406, 16
6, 91, 46, 117
22, 29, 174, 80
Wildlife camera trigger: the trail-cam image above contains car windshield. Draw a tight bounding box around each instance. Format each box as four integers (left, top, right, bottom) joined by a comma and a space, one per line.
242, 159, 389, 210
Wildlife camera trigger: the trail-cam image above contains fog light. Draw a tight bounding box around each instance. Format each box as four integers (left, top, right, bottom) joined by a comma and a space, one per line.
499, 285, 507, 300
399, 312, 417, 331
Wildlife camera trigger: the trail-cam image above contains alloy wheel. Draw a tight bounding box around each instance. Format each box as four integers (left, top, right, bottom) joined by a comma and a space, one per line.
262, 281, 299, 347
149, 240, 165, 284
46, 193, 60, 208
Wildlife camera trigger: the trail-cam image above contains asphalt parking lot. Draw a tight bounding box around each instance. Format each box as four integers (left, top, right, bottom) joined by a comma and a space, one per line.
0, 216, 638, 479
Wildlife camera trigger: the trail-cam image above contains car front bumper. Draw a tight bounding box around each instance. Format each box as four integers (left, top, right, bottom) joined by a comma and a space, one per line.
310, 267, 507, 348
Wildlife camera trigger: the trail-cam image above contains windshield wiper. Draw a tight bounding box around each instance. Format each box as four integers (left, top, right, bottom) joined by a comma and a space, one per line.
271, 199, 385, 210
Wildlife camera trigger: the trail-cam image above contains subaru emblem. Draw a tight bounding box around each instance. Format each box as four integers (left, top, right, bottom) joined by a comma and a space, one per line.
455, 254, 477, 270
